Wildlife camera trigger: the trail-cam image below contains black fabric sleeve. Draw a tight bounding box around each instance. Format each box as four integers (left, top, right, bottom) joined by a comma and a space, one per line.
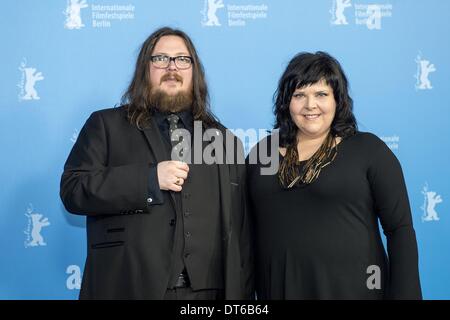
148, 164, 164, 205
60, 111, 158, 216
368, 135, 422, 299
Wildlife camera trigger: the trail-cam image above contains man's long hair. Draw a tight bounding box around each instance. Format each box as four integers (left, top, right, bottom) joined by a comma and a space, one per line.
121, 27, 217, 129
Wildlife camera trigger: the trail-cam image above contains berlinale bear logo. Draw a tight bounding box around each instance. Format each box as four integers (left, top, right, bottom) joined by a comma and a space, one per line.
331, 0, 352, 25
18, 59, 44, 101
24, 204, 51, 247
202, 0, 224, 26
421, 183, 443, 222
64, 0, 89, 30
415, 54, 436, 90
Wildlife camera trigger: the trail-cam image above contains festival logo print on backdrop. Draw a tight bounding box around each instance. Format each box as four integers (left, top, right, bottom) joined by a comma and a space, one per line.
201, 0, 225, 26
64, 0, 135, 29
17, 59, 44, 101
355, 3, 393, 30
415, 53, 436, 90
330, 0, 352, 25
421, 183, 443, 222
64, 0, 89, 29
201, 0, 268, 27
24, 204, 51, 248
330, 0, 392, 30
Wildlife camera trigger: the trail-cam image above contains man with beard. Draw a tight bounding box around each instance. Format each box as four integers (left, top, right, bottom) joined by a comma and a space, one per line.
60, 27, 254, 300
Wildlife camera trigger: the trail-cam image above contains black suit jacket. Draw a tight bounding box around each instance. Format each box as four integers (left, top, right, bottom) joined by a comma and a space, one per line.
60, 106, 254, 299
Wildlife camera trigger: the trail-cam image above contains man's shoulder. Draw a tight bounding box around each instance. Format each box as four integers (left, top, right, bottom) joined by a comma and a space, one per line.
90, 105, 128, 121
84, 106, 130, 129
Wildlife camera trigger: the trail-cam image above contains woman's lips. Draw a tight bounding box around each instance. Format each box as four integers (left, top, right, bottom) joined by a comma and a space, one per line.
303, 114, 321, 120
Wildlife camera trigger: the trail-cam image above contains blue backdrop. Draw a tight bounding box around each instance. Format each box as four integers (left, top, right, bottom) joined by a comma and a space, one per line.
1, 0, 449, 299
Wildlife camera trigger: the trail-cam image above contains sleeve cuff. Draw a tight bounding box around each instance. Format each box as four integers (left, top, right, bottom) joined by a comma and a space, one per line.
147, 164, 164, 205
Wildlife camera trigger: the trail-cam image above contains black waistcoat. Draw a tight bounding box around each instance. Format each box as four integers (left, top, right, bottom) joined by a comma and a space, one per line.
154, 111, 223, 290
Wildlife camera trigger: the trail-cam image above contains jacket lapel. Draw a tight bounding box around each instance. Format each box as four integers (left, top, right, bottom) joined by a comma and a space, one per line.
142, 116, 169, 163
142, 116, 177, 206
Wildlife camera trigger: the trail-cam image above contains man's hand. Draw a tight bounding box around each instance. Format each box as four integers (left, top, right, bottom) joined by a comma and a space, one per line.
157, 161, 189, 192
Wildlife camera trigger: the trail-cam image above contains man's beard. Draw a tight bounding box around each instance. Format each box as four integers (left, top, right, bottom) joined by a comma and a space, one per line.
148, 88, 193, 113
148, 73, 193, 113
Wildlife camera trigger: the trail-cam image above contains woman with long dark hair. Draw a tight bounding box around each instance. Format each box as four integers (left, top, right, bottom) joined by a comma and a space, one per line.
247, 51, 422, 299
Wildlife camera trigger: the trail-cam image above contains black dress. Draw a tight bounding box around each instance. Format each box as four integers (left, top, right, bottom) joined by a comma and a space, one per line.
247, 132, 422, 299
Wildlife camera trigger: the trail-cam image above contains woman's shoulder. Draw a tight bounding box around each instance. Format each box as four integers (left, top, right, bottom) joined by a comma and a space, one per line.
344, 131, 387, 150
343, 131, 397, 166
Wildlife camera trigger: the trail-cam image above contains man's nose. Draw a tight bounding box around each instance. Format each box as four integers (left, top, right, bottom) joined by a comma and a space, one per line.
167, 59, 178, 71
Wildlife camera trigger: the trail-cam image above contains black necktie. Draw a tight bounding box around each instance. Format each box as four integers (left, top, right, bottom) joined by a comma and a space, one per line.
166, 114, 187, 161
166, 114, 180, 147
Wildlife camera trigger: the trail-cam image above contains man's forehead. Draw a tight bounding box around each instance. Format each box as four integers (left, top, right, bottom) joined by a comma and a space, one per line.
153, 36, 190, 54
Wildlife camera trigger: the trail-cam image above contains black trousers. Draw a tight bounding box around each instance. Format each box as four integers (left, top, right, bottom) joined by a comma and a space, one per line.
163, 287, 224, 300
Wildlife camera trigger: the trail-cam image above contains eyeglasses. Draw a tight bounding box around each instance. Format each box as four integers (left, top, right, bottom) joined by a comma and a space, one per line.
150, 55, 193, 70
